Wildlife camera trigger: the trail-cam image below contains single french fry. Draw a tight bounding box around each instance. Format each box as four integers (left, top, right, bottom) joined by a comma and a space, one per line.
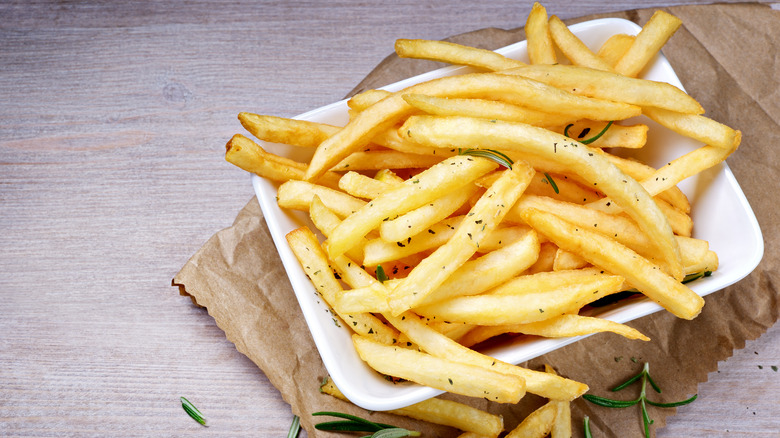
225, 134, 342, 189
521, 208, 704, 319
399, 115, 683, 281
320, 377, 505, 437
460, 314, 649, 348
504, 64, 704, 114
237, 112, 341, 147
387, 162, 535, 315
332, 150, 445, 172
643, 107, 742, 150
505, 401, 558, 438
548, 15, 613, 71
395, 38, 525, 71
525, 2, 557, 65
384, 311, 588, 401
286, 227, 398, 344
614, 10, 682, 77
327, 155, 498, 258
414, 272, 625, 326
352, 334, 526, 403
597, 33, 635, 67
402, 93, 574, 127
277, 180, 366, 217
305, 72, 641, 181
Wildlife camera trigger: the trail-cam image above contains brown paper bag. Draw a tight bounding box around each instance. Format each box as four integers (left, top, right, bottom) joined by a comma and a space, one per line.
174, 3, 779, 436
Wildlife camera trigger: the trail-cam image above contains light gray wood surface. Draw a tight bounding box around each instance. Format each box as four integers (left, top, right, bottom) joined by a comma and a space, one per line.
1, 1, 777, 436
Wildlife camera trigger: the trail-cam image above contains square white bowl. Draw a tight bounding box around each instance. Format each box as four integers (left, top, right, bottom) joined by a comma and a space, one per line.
250, 17, 764, 411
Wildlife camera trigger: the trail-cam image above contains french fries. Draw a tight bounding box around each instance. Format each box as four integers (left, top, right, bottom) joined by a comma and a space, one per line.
224, 4, 740, 434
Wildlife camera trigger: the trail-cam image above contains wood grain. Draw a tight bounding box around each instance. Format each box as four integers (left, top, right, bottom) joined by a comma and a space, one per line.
1, 1, 777, 436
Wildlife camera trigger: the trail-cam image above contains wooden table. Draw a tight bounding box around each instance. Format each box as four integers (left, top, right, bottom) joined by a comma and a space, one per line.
2, 1, 777, 436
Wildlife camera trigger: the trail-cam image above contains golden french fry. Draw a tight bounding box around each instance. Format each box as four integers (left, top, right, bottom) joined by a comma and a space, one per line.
460, 314, 650, 348
521, 208, 704, 319
387, 162, 535, 315
237, 112, 341, 147
614, 10, 682, 77
332, 150, 445, 172
399, 115, 683, 280
383, 311, 587, 401
597, 33, 635, 67
320, 376, 505, 437
505, 401, 557, 438
504, 64, 704, 114
526, 241, 558, 274
525, 2, 556, 65
643, 107, 742, 150
277, 180, 365, 217
414, 272, 624, 326
352, 334, 526, 403
548, 15, 613, 71
305, 72, 641, 181
395, 38, 525, 71
225, 134, 342, 189
286, 227, 398, 344
327, 155, 498, 259
402, 93, 574, 127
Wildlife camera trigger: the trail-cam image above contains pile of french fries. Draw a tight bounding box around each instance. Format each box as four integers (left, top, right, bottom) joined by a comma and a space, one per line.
226, 3, 740, 435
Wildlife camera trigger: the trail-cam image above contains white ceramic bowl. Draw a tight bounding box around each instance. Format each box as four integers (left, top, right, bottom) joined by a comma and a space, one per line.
251, 17, 764, 411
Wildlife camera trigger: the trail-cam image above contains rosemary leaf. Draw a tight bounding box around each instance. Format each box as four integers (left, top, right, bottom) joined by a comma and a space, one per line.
376, 265, 389, 283
180, 396, 208, 426
645, 394, 698, 408
458, 148, 514, 169
543, 172, 559, 194
582, 394, 639, 408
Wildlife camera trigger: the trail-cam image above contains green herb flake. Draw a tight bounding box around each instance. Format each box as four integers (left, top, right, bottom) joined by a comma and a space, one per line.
180, 396, 208, 427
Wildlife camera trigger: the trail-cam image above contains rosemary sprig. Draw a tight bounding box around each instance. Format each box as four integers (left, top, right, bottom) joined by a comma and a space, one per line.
583, 362, 697, 437
288, 415, 301, 438
313, 411, 420, 437
543, 172, 559, 194
458, 148, 514, 169
564, 121, 613, 145
180, 396, 208, 426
